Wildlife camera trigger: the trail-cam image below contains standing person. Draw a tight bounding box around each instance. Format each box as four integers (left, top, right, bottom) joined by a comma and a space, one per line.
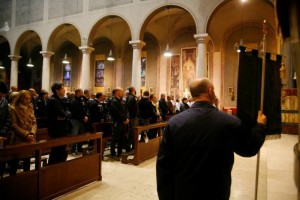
69, 88, 89, 155
156, 78, 267, 200
109, 87, 129, 161
158, 94, 168, 121
148, 94, 162, 139
47, 82, 72, 165
9, 90, 37, 174
0, 81, 10, 177
179, 97, 190, 112
28, 88, 38, 116
35, 90, 49, 118
87, 92, 105, 152
126, 86, 139, 152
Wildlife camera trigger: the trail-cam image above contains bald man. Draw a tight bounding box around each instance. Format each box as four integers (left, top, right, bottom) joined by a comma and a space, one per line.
109, 87, 129, 161
156, 78, 267, 200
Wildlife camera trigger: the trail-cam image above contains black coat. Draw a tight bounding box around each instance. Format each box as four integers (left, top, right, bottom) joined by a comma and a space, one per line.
158, 99, 168, 116
156, 101, 266, 200
109, 97, 128, 123
47, 95, 71, 138
126, 93, 138, 119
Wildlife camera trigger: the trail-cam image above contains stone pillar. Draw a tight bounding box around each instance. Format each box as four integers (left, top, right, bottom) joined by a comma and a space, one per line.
8, 55, 21, 88
194, 33, 211, 78
129, 40, 145, 96
79, 46, 94, 90
40, 51, 54, 92
115, 58, 123, 88
213, 52, 222, 108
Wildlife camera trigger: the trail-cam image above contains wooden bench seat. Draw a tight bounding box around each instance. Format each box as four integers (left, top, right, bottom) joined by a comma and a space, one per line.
0, 133, 102, 200
121, 122, 167, 165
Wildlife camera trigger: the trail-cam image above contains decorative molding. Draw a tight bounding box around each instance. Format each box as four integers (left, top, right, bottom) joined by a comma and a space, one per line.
79, 46, 95, 54
129, 40, 146, 49
8, 55, 22, 61
194, 33, 211, 44
40, 51, 54, 58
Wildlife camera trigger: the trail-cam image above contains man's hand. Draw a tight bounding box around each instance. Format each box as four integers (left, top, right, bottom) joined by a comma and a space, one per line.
257, 111, 267, 126
123, 118, 129, 125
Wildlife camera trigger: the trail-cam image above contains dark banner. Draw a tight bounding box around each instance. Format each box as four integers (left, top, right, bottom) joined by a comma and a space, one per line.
237, 47, 282, 135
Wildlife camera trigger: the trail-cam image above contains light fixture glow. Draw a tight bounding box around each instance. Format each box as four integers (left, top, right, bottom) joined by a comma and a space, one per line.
107, 49, 115, 61
164, 44, 172, 57
62, 54, 70, 64
0, 61, 4, 69
27, 58, 34, 67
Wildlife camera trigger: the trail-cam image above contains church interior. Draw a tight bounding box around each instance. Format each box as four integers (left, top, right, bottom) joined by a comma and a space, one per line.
0, 0, 299, 199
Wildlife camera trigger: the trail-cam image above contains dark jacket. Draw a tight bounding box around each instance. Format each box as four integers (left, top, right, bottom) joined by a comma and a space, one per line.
159, 98, 169, 116
88, 99, 106, 123
179, 102, 189, 112
47, 95, 72, 138
35, 96, 48, 118
138, 97, 153, 120
156, 101, 266, 200
69, 96, 88, 121
126, 93, 138, 119
109, 96, 128, 123
0, 98, 10, 137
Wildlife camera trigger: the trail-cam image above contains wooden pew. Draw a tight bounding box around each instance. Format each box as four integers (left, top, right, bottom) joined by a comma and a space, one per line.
0, 133, 102, 200
121, 122, 167, 165
92, 121, 113, 158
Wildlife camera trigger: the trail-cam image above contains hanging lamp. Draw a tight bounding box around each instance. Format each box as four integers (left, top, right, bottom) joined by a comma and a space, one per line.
62, 53, 70, 64
164, 6, 172, 57
107, 17, 115, 61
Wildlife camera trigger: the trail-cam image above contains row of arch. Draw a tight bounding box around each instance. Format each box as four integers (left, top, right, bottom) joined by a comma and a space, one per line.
0, 0, 278, 107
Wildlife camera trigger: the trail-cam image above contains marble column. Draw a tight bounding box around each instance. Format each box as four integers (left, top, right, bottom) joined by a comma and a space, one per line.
40, 51, 54, 92
194, 33, 211, 78
115, 58, 123, 88
129, 40, 145, 96
79, 46, 94, 90
8, 55, 21, 88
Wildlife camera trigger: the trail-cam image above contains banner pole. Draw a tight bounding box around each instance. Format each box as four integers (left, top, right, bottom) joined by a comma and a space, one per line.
255, 20, 268, 200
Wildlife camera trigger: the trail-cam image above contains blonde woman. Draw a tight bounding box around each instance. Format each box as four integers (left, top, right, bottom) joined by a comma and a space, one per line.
9, 90, 37, 175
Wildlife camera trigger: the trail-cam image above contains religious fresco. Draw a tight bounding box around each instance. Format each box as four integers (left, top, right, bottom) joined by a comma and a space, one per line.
170, 54, 180, 98
181, 47, 196, 96
95, 60, 105, 87
141, 57, 146, 87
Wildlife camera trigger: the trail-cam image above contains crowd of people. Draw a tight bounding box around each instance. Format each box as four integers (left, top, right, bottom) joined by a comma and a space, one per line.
0, 80, 192, 175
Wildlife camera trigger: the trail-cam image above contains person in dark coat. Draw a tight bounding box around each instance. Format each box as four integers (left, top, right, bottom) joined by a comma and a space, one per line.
47, 82, 72, 165
126, 86, 138, 151
109, 87, 129, 160
156, 78, 267, 200
158, 94, 168, 121
179, 97, 189, 112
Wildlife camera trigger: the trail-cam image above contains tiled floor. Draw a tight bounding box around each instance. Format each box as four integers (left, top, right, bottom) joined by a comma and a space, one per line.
57, 134, 299, 200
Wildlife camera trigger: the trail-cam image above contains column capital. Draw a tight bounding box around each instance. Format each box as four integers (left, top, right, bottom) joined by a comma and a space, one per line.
8, 55, 22, 61
79, 46, 95, 54
194, 33, 211, 44
40, 51, 54, 58
129, 40, 146, 49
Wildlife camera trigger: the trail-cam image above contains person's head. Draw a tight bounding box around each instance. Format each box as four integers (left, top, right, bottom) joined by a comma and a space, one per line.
39, 89, 49, 99
128, 86, 136, 95
150, 94, 157, 103
10, 86, 18, 92
51, 82, 65, 97
28, 88, 37, 98
167, 96, 171, 101
75, 88, 83, 97
9, 92, 19, 104
143, 91, 150, 98
114, 87, 124, 99
84, 89, 90, 98
13, 90, 31, 107
189, 78, 216, 104
160, 94, 165, 99
0, 81, 8, 99
95, 92, 103, 100
182, 97, 188, 104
